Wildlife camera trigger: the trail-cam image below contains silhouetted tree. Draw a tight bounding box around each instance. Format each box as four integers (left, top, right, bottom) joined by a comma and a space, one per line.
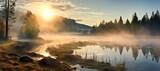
91, 25, 97, 34
154, 10, 160, 34
101, 20, 106, 24
141, 13, 150, 29
91, 10, 160, 35
99, 20, 105, 28
118, 16, 123, 25
126, 19, 130, 25
131, 13, 139, 24
131, 13, 139, 33
118, 16, 125, 31
114, 19, 118, 24
125, 19, 130, 32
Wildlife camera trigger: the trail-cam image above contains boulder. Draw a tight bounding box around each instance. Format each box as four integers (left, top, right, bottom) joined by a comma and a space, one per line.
19, 56, 33, 62
8, 53, 20, 57
27, 52, 44, 57
39, 57, 60, 68
72, 67, 77, 70
13, 63, 19, 66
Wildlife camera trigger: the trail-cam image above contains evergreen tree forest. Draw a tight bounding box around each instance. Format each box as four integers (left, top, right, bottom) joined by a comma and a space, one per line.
91, 10, 160, 35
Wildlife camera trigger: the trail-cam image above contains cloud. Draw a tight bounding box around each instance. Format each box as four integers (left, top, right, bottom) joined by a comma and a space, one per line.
0, 0, 107, 25
2, 0, 105, 16
76, 7, 90, 10
76, 11, 107, 16
51, 1, 75, 11
16, 0, 75, 12
86, 12, 106, 16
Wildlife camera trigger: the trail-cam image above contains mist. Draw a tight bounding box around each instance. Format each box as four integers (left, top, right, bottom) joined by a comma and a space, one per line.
7, 10, 159, 51
9, 11, 160, 46
8, 8, 160, 66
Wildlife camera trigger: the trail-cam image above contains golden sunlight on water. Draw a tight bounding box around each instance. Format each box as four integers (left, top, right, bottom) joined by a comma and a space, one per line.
34, 42, 56, 59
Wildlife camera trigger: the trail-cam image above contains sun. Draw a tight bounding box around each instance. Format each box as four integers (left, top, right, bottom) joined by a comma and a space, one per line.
41, 7, 56, 20
28, 4, 57, 21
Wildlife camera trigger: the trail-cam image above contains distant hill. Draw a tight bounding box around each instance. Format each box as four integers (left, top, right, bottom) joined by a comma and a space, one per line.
51, 16, 92, 33
76, 23, 92, 31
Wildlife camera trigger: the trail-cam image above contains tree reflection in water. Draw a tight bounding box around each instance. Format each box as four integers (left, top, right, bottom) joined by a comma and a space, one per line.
73, 43, 160, 71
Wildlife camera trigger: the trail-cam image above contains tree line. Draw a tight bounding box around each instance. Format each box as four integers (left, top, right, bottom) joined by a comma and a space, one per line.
91, 10, 160, 35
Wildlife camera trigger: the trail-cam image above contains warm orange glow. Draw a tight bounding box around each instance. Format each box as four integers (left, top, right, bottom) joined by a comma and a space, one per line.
41, 8, 56, 20
24, 3, 58, 21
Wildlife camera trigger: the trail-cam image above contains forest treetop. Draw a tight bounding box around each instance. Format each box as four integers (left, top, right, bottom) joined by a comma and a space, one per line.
91, 10, 160, 35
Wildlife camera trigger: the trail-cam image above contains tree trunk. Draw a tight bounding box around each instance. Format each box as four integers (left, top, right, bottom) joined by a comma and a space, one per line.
5, 0, 9, 39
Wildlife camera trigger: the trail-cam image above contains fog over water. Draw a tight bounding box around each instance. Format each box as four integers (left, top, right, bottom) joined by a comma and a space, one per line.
11, 30, 160, 71
31, 33, 160, 58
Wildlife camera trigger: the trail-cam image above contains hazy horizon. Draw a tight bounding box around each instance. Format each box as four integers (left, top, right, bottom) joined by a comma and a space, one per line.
1, 0, 160, 26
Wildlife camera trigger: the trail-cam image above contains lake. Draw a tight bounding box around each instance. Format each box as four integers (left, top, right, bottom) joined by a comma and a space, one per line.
73, 44, 160, 71
33, 35, 160, 71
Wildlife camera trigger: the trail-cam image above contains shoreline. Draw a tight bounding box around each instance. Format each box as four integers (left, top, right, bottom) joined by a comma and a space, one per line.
0, 40, 126, 71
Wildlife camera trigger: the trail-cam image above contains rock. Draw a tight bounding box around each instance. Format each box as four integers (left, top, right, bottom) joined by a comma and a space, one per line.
13, 63, 19, 66
19, 56, 33, 62
59, 63, 72, 71
102, 66, 112, 71
8, 53, 20, 57
27, 52, 44, 57
72, 67, 77, 70
39, 57, 60, 68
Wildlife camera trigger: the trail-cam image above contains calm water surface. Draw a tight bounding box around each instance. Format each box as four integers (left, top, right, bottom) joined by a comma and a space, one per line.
73, 45, 160, 71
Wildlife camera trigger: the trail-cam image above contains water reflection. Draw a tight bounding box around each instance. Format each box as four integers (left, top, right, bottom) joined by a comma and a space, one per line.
73, 45, 160, 71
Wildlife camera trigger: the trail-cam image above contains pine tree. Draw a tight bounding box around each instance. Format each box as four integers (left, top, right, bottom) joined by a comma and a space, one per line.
131, 13, 139, 33
150, 11, 155, 24
154, 10, 160, 34
141, 13, 149, 29
125, 19, 130, 32
131, 13, 139, 24
114, 19, 118, 24
141, 15, 146, 26
126, 19, 130, 24
154, 10, 159, 23
118, 16, 123, 25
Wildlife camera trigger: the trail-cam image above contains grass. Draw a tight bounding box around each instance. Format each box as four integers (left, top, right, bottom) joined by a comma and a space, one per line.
0, 40, 17, 52
0, 40, 72, 71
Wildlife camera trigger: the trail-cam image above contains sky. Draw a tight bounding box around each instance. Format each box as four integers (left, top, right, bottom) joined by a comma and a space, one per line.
70, 0, 160, 25
1, 0, 160, 26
